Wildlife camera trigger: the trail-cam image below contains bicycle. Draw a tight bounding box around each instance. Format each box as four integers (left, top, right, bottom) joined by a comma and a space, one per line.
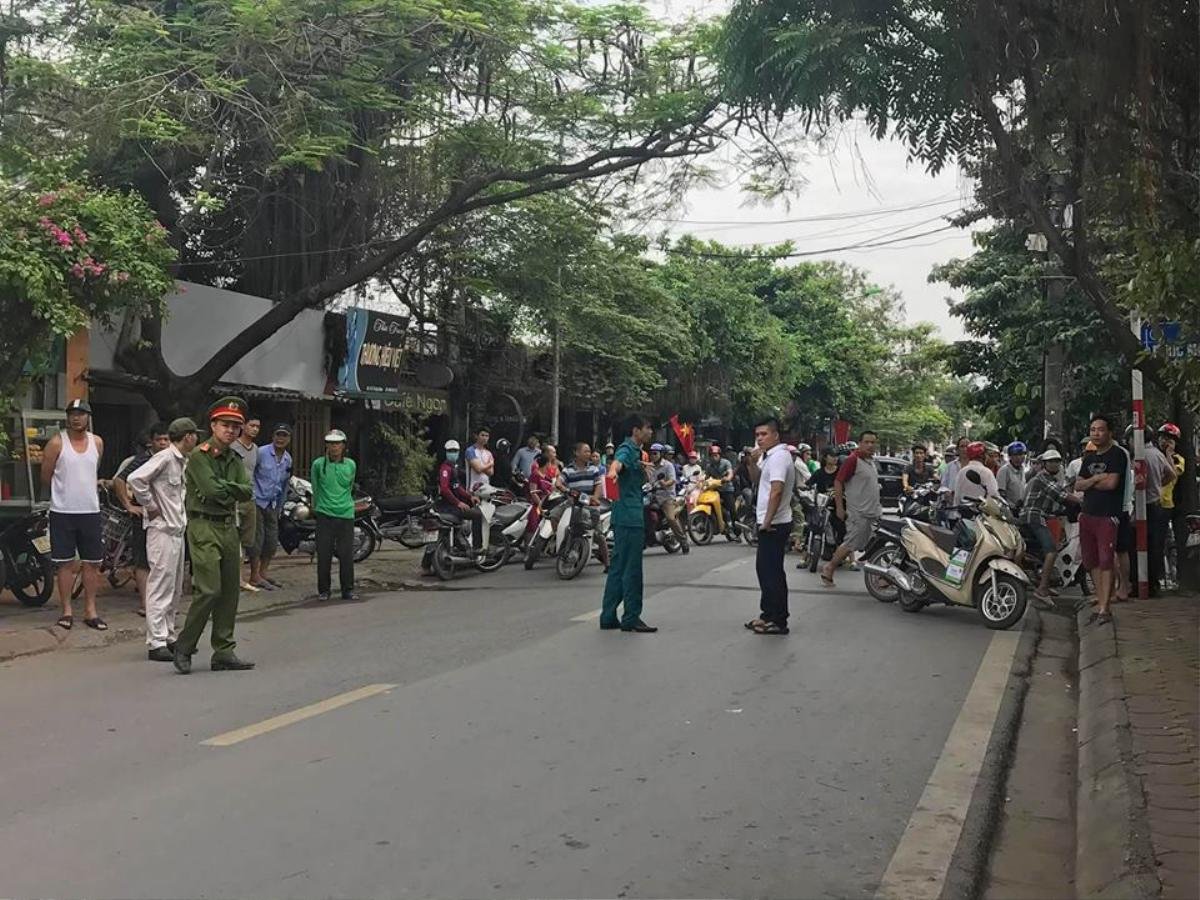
71, 489, 137, 599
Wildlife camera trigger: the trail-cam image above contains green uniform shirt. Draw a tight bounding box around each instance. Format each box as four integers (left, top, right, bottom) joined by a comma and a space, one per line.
610, 437, 646, 528
311, 455, 357, 518
185, 440, 253, 518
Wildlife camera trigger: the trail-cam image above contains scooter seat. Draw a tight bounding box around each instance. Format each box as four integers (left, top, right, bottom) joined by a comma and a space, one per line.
377, 495, 429, 513
493, 503, 528, 527
915, 521, 960, 554
877, 517, 905, 535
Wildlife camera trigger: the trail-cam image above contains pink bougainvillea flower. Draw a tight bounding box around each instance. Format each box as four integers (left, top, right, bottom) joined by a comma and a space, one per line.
72, 226, 88, 244
37, 193, 57, 206
38, 216, 52, 228
71, 263, 86, 279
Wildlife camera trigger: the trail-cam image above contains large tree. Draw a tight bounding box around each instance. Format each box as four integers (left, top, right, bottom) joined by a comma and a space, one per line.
2, 0, 739, 415
720, 0, 1199, 400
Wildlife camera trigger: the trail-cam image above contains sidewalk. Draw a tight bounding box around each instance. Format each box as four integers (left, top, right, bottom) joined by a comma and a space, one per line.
1076, 593, 1199, 899
0, 544, 436, 663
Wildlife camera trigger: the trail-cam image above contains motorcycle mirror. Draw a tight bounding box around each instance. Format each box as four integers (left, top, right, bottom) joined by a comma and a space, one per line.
965, 469, 983, 485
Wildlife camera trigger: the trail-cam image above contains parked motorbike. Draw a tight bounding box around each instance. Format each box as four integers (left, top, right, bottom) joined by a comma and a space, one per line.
278, 476, 379, 562
898, 482, 940, 523
0, 505, 54, 606
524, 490, 567, 570
860, 475, 1030, 629
732, 487, 758, 545
424, 485, 531, 580
374, 494, 432, 549
860, 517, 908, 603
554, 491, 610, 580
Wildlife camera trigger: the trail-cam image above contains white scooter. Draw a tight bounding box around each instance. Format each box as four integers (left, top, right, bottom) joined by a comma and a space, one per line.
424, 485, 531, 580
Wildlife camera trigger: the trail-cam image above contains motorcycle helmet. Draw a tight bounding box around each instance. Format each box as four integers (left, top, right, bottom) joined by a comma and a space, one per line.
844, 440, 858, 451
965, 441, 986, 462
1006, 441, 1027, 456
293, 503, 311, 521
650, 442, 665, 453
688, 450, 700, 460
324, 429, 347, 443
797, 443, 812, 453
1159, 422, 1182, 439
1039, 448, 1063, 462
444, 439, 461, 451
663, 445, 675, 456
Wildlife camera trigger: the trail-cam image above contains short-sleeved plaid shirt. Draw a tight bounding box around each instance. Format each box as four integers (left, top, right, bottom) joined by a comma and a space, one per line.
1020, 471, 1071, 525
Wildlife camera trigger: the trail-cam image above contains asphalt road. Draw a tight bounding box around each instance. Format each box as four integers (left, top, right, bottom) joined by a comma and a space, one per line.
0, 542, 999, 899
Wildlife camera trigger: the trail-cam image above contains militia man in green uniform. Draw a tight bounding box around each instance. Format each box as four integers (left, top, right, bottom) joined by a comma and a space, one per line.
174, 397, 256, 674
600, 414, 658, 633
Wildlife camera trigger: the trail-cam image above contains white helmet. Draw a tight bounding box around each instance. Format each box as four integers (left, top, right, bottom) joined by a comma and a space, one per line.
1039, 448, 1063, 462
444, 439, 461, 451
324, 429, 347, 443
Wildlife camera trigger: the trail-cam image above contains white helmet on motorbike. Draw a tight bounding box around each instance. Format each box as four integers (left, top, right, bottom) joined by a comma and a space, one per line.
444, 439, 461, 451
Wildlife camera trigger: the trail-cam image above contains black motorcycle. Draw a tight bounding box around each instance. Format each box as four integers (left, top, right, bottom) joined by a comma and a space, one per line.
898, 482, 940, 523
278, 477, 379, 562
374, 494, 432, 549
1, 506, 55, 606
861, 518, 908, 603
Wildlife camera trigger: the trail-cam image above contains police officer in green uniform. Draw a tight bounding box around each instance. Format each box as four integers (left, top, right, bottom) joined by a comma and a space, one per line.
600, 414, 658, 633
174, 397, 256, 674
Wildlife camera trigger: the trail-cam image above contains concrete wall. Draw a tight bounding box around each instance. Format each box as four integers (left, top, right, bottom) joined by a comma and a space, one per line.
90, 281, 329, 395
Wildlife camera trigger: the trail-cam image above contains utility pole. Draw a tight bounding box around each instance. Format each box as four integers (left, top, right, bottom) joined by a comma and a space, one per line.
550, 264, 562, 446
1041, 173, 1072, 441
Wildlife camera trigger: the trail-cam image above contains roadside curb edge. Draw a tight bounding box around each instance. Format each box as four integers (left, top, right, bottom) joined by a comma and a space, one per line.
940, 605, 1043, 900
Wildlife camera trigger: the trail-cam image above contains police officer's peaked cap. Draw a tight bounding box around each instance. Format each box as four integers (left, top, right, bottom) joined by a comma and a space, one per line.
208, 396, 248, 424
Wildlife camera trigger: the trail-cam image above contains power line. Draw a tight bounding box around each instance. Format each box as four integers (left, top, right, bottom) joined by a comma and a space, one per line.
643, 192, 965, 226
663, 224, 962, 260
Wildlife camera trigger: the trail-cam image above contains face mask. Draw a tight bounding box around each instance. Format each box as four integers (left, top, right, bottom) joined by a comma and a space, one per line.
446, 452, 460, 463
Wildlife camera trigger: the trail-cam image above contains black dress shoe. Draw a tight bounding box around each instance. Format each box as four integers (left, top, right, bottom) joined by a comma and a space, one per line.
317, 592, 331, 602
211, 655, 256, 671
166, 641, 176, 654
173, 649, 192, 675
341, 591, 360, 601
621, 621, 658, 633
148, 647, 174, 662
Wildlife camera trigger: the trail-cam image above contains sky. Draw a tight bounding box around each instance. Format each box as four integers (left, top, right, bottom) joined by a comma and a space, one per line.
645, 0, 982, 341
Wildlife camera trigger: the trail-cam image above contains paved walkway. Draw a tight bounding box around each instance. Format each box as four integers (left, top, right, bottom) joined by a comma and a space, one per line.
1115, 595, 1200, 900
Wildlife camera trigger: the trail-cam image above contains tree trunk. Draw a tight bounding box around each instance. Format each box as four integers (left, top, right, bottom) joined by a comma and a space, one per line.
551, 321, 561, 446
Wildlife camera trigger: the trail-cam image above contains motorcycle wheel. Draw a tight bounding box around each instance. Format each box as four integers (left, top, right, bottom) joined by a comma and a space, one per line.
897, 590, 926, 613
556, 536, 591, 580
352, 523, 377, 562
662, 532, 682, 554
864, 546, 903, 604
688, 512, 713, 545
524, 534, 547, 570
807, 532, 823, 572
475, 537, 509, 573
9, 545, 54, 607
108, 566, 134, 591
432, 539, 456, 581
977, 573, 1028, 630
397, 516, 427, 549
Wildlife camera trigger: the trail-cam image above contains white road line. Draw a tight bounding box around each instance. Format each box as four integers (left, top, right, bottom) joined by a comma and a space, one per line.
201, 683, 397, 747
875, 628, 1021, 900
571, 555, 752, 623
709, 557, 752, 574
571, 609, 602, 622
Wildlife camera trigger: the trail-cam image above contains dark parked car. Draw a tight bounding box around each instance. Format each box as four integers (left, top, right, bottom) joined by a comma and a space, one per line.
874, 456, 908, 509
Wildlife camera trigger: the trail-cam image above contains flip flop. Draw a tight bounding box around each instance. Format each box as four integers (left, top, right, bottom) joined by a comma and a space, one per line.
83, 617, 108, 631
744, 618, 767, 630
752, 621, 790, 635
819, 570, 835, 587
56, 615, 73, 630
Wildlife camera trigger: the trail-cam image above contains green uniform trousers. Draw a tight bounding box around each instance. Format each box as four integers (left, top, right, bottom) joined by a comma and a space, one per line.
601, 525, 645, 628
178, 518, 242, 659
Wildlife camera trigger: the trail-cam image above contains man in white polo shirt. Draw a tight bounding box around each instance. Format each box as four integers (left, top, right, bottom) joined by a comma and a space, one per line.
744, 416, 796, 635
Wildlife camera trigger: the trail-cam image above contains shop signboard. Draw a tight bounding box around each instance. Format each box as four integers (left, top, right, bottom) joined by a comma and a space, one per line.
337, 309, 414, 395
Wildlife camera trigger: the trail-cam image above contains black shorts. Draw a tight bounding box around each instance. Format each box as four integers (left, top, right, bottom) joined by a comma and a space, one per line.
130, 523, 149, 570
1115, 511, 1133, 553
49, 512, 104, 564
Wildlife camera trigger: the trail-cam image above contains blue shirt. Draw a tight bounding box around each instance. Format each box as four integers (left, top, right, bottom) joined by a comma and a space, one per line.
253, 446, 293, 510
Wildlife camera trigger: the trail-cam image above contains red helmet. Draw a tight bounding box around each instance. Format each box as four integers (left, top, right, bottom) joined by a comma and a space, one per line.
1159, 422, 1181, 439
965, 441, 986, 462
708, 444, 721, 454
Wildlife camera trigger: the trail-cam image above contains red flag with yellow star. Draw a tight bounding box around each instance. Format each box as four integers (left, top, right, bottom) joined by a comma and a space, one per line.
669, 414, 695, 456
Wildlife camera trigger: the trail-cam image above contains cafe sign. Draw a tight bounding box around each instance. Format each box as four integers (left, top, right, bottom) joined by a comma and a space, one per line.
337, 309, 414, 395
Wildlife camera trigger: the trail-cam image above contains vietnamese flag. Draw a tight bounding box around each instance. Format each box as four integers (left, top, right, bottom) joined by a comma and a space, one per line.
669, 414, 696, 456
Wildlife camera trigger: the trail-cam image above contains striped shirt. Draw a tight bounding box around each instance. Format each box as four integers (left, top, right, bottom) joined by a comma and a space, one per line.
561, 464, 603, 496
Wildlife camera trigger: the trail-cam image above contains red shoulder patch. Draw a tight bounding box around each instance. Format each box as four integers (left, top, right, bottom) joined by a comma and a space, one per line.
197, 442, 210, 453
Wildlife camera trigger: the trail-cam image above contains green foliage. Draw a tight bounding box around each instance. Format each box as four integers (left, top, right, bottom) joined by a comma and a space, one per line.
363, 418, 436, 497
0, 176, 176, 406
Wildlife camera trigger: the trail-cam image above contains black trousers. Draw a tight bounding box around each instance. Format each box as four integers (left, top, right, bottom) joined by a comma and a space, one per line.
315, 514, 355, 596
756, 525, 790, 625
1148, 502, 1168, 593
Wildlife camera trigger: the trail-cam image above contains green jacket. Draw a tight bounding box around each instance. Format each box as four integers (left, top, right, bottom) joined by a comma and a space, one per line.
185, 440, 253, 519
311, 455, 357, 518
610, 437, 646, 528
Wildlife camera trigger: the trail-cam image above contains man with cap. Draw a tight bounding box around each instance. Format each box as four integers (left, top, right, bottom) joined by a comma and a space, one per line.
1019, 448, 1079, 607
249, 424, 293, 590
40, 398, 106, 631
311, 429, 358, 602
174, 397, 255, 674
649, 442, 688, 553
127, 418, 199, 660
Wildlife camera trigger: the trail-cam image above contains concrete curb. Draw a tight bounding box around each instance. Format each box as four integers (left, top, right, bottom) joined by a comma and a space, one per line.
0, 577, 443, 664
1074, 607, 1161, 899
941, 606, 1044, 900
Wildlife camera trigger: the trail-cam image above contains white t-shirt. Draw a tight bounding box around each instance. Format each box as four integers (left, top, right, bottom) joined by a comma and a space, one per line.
465, 445, 494, 492
756, 444, 795, 526
954, 460, 999, 502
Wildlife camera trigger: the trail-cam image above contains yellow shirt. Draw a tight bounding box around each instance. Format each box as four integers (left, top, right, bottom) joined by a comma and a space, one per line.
1160, 453, 1185, 508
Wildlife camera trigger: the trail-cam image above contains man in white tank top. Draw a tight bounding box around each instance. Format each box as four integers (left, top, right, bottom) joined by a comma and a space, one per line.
40, 399, 106, 631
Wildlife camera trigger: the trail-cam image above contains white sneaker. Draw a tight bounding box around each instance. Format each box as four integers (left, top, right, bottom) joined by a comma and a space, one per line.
241, 581, 260, 593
